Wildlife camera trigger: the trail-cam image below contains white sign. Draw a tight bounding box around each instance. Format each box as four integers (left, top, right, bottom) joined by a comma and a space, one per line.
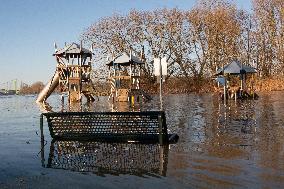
153, 57, 168, 76
161, 57, 167, 76
153, 58, 160, 76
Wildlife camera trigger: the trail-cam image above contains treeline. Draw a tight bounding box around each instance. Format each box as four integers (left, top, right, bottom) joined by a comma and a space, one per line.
82, 0, 284, 83
19, 81, 44, 95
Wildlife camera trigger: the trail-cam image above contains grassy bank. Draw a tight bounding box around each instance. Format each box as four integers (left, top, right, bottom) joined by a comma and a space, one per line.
19, 76, 284, 96
141, 77, 215, 94
254, 76, 284, 92
141, 76, 284, 95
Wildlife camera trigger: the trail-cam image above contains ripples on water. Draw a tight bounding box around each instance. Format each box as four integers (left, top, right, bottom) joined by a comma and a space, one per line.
0, 92, 284, 188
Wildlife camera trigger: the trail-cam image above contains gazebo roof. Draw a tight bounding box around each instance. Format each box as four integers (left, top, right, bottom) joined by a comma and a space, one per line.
107, 52, 144, 66
53, 43, 92, 57
215, 60, 257, 75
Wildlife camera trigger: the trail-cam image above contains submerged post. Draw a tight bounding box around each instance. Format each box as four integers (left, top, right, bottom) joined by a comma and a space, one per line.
159, 144, 169, 176
223, 79, 226, 104
158, 112, 168, 145
40, 114, 44, 141
40, 114, 45, 167
252, 73, 255, 100
240, 62, 244, 90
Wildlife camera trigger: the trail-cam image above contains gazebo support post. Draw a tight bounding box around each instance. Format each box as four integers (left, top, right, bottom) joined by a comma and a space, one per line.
223, 63, 226, 104
223, 79, 226, 104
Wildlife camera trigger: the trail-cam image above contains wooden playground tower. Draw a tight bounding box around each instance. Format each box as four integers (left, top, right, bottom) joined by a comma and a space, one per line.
55, 43, 96, 104
107, 52, 151, 103
36, 42, 95, 105
55, 43, 95, 103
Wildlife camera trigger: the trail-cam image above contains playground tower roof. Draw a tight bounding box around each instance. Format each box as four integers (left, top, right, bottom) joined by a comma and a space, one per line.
107, 52, 144, 66
53, 43, 92, 57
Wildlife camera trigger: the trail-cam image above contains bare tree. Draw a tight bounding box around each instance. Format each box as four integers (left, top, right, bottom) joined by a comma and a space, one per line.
81, 0, 284, 91
252, 0, 284, 77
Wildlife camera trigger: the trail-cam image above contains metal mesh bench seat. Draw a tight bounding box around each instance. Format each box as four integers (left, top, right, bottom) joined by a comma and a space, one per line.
41, 111, 178, 144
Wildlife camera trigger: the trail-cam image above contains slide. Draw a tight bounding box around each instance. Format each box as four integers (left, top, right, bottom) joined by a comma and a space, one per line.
36, 71, 60, 103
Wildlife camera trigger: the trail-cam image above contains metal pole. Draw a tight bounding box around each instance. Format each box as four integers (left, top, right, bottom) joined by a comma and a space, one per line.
158, 114, 164, 145
159, 58, 163, 110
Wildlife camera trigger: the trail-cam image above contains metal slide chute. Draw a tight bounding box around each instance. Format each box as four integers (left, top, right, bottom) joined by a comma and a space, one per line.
36, 71, 60, 103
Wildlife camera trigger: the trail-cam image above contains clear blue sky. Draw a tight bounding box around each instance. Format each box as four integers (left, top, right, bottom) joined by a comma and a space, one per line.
0, 0, 252, 86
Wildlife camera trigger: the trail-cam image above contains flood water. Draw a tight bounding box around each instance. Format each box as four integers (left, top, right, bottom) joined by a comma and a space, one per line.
0, 92, 284, 188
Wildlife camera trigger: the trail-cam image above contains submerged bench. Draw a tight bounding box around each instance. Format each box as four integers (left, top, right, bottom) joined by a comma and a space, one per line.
40, 111, 179, 144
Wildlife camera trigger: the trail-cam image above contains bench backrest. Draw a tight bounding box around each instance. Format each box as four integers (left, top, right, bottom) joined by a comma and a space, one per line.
42, 111, 168, 143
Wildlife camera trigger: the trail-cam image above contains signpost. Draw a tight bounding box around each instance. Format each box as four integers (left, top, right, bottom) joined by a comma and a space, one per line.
154, 57, 167, 110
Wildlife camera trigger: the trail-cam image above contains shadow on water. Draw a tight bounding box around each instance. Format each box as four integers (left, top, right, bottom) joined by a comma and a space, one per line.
40, 140, 169, 177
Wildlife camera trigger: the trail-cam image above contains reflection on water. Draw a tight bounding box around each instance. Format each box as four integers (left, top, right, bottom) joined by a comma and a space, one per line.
1, 92, 284, 188
38, 96, 144, 113
164, 93, 284, 188
42, 140, 168, 177
38, 96, 169, 177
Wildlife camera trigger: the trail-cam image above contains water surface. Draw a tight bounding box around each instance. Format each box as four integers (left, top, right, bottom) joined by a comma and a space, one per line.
0, 92, 284, 188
